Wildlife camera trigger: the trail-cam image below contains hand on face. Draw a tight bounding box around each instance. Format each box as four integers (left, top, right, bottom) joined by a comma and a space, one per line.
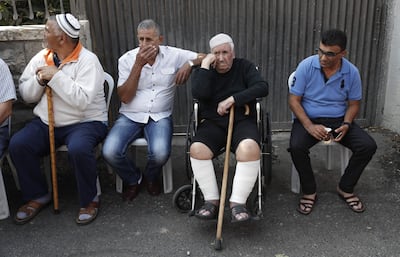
136, 44, 158, 66
201, 53, 216, 69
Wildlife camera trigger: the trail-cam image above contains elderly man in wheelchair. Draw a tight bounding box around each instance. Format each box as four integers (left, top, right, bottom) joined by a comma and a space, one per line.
189, 33, 268, 223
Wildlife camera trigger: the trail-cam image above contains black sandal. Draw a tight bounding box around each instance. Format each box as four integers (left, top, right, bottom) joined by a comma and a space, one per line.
297, 196, 317, 215
231, 204, 250, 223
195, 201, 218, 220
338, 193, 365, 213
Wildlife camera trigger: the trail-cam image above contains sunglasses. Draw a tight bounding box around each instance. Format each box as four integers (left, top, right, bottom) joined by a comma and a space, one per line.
315, 48, 343, 58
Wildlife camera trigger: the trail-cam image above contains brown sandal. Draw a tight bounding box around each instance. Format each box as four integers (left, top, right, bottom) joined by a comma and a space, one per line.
14, 200, 49, 225
75, 201, 99, 225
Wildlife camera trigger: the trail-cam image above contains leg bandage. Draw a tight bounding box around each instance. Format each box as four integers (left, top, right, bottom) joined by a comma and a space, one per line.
230, 160, 260, 204
190, 157, 219, 201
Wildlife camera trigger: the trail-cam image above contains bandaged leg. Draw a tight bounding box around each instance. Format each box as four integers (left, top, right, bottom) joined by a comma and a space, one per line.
230, 160, 260, 204
190, 157, 219, 201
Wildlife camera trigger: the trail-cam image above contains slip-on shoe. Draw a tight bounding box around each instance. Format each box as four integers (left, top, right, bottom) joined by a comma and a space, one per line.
122, 184, 141, 201
146, 180, 161, 196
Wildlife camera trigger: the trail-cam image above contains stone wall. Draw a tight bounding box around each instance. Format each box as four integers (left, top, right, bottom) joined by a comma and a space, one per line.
0, 21, 91, 132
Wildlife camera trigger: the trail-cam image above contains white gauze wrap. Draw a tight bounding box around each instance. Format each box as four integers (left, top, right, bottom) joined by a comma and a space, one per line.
190, 157, 219, 201
230, 160, 260, 204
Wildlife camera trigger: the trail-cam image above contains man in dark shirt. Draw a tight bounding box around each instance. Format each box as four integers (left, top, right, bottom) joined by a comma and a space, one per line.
189, 33, 268, 223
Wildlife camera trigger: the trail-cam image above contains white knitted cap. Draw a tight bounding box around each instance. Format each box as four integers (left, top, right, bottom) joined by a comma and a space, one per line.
209, 33, 233, 50
56, 13, 80, 38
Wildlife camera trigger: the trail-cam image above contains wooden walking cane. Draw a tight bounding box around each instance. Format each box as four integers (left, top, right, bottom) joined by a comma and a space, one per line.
214, 105, 235, 250
46, 86, 59, 213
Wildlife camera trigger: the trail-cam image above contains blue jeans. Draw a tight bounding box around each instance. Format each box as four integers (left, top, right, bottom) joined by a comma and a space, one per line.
102, 114, 172, 185
8, 118, 107, 207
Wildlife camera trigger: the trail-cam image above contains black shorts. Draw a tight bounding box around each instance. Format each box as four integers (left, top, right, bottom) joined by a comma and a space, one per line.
192, 117, 260, 156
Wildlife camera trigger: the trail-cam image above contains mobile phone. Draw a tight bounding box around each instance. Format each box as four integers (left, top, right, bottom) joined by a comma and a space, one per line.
332, 131, 343, 139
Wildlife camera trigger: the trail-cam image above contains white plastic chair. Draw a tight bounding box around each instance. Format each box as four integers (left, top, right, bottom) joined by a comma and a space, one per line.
0, 156, 9, 220
287, 71, 351, 193
0, 116, 12, 220
114, 138, 173, 194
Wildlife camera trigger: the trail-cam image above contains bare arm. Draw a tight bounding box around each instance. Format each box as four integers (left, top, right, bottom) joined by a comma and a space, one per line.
0, 100, 13, 125
333, 99, 360, 141
288, 94, 329, 140
175, 53, 206, 85
118, 45, 158, 104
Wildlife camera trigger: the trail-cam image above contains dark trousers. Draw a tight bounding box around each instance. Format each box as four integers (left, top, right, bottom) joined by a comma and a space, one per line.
288, 118, 377, 194
9, 118, 107, 207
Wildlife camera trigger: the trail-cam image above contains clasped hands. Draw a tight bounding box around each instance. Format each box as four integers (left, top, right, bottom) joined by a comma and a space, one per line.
307, 124, 348, 142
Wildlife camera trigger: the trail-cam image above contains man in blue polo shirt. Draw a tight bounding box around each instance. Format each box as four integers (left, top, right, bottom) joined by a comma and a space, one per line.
288, 29, 377, 215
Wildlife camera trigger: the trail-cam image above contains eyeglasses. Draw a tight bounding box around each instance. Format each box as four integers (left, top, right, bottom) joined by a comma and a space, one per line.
315, 48, 343, 57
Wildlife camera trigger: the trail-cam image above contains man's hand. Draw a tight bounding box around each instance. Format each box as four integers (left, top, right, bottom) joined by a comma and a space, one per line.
175, 63, 192, 85
201, 53, 216, 69
217, 96, 235, 116
36, 66, 59, 84
136, 45, 158, 66
333, 124, 350, 141
305, 124, 331, 141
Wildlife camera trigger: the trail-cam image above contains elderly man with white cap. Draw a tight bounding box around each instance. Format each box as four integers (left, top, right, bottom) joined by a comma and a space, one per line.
9, 13, 108, 225
189, 33, 268, 223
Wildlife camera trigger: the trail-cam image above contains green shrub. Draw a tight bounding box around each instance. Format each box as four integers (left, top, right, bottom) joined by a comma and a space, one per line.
0, 0, 69, 26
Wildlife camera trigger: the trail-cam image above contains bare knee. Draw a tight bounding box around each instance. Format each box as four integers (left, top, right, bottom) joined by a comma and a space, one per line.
190, 142, 213, 160
235, 139, 260, 162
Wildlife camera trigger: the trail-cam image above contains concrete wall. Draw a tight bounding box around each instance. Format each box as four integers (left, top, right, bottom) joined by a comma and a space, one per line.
383, 1, 400, 134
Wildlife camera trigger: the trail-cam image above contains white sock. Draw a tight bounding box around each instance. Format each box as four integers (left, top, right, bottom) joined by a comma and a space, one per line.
16, 193, 51, 219
230, 160, 260, 204
190, 157, 219, 201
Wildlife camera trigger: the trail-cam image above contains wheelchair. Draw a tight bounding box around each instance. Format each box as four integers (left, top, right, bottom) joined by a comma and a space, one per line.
172, 98, 273, 219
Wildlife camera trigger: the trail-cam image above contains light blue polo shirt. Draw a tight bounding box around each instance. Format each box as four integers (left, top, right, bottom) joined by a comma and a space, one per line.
290, 55, 362, 119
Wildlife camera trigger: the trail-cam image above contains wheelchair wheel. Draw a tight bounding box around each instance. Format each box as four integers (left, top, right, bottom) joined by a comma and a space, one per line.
172, 184, 204, 213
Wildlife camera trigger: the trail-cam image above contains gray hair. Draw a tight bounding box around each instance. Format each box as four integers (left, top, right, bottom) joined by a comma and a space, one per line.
137, 19, 161, 36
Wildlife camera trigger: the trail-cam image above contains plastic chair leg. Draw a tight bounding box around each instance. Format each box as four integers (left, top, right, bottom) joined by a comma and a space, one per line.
114, 158, 173, 194
291, 164, 301, 194
162, 157, 173, 193
0, 166, 10, 220
115, 173, 123, 193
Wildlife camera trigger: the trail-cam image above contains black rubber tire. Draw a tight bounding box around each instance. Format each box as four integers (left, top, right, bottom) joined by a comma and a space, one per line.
172, 184, 193, 213
172, 184, 204, 213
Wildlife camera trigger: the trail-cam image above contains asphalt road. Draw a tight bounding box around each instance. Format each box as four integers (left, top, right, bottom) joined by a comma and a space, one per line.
0, 129, 399, 257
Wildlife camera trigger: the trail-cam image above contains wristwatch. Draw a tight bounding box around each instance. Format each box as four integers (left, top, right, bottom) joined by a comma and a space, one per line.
188, 60, 195, 67
342, 121, 352, 128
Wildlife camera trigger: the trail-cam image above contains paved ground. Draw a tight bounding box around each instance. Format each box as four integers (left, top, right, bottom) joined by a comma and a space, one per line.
0, 128, 399, 257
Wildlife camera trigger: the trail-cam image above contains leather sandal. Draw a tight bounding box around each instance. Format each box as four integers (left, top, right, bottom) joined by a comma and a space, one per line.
338, 193, 365, 213
231, 204, 251, 223
297, 196, 317, 215
14, 200, 49, 225
195, 201, 218, 220
76, 201, 99, 225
